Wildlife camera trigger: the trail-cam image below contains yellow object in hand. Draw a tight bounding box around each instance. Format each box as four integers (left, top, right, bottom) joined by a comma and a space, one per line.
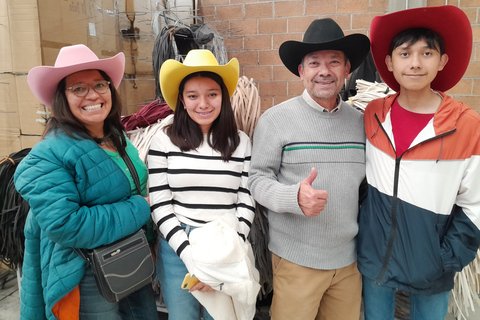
181, 273, 199, 290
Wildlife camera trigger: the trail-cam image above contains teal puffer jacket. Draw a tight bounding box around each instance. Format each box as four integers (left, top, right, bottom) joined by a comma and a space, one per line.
14, 131, 151, 320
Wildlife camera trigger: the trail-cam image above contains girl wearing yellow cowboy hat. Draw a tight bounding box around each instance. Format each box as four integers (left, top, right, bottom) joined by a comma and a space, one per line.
148, 49, 259, 320
14, 44, 157, 319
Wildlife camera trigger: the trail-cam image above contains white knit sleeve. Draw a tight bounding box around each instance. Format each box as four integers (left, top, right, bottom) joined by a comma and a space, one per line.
235, 132, 256, 240
148, 131, 192, 267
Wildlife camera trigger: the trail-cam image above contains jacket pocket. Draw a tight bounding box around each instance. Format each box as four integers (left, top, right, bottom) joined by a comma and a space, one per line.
394, 207, 445, 289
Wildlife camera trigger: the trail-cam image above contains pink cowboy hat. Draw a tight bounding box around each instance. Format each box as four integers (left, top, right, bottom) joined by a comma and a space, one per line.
27, 44, 125, 108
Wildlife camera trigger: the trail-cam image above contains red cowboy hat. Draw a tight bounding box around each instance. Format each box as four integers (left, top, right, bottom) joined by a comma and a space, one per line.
370, 5, 472, 92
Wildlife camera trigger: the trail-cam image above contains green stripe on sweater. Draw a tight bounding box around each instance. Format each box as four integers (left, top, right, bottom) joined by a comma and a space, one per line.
285, 145, 365, 151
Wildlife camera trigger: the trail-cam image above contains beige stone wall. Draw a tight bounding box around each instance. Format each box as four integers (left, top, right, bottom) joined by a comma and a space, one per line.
198, 0, 480, 113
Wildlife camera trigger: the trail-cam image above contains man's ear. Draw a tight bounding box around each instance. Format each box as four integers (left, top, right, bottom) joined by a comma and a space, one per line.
438, 53, 449, 71
385, 55, 393, 72
345, 60, 351, 76
298, 64, 304, 80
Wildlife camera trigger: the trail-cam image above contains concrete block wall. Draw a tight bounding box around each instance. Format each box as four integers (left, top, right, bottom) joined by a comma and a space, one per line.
197, 0, 480, 112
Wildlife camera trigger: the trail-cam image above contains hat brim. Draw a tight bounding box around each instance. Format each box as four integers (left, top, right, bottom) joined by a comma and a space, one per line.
160, 58, 240, 110
279, 34, 371, 76
27, 52, 125, 108
371, 5, 472, 92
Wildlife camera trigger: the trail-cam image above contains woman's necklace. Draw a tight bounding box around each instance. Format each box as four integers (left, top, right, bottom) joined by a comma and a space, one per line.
96, 136, 108, 147
97, 137, 116, 152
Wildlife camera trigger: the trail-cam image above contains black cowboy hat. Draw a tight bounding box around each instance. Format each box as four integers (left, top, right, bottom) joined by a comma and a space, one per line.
279, 18, 370, 76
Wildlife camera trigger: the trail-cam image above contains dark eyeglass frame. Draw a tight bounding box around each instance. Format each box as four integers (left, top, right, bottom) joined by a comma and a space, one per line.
65, 80, 111, 97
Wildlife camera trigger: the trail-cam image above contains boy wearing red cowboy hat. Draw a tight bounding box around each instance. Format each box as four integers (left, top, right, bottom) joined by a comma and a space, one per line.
357, 5, 480, 319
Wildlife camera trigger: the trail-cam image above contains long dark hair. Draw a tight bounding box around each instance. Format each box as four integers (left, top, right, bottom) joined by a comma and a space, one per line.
44, 70, 127, 154
166, 71, 239, 161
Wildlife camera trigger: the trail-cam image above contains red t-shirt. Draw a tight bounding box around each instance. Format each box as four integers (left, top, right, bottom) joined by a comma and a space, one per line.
391, 99, 435, 157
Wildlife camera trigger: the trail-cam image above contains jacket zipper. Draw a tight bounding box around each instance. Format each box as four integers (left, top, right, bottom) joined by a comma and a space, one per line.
372, 113, 456, 284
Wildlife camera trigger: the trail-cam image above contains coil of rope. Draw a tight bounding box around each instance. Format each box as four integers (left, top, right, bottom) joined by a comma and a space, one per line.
231, 76, 272, 299
450, 251, 480, 320
230, 76, 261, 141
127, 114, 174, 163
346, 79, 395, 111
0, 149, 31, 270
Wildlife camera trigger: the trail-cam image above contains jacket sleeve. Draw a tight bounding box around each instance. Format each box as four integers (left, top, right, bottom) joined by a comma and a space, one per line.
19, 214, 46, 320
235, 132, 256, 240
440, 123, 480, 272
248, 114, 303, 215
14, 142, 151, 249
148, 131, 194, 273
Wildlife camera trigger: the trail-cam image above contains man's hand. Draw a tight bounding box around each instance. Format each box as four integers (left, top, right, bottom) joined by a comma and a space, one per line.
298, 168, 328, 217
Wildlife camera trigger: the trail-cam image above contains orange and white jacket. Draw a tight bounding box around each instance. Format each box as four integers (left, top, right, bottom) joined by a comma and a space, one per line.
357, 92, 480, 295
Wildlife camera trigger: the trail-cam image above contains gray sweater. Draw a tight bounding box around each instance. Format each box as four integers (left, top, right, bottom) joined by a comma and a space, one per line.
248, 95, 366, 269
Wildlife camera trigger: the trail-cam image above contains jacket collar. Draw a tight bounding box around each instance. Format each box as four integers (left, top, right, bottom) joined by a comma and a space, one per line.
378, 92, 467, 136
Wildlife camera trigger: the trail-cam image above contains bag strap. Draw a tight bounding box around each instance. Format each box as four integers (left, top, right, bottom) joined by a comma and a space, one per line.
121, 152, 142, 195
75, 247, 90, 262
75, 152, 143, 261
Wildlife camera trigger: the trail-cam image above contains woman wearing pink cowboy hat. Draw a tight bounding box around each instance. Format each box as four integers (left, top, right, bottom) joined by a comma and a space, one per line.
148, 49, 259, 320
14, 44, 157, 319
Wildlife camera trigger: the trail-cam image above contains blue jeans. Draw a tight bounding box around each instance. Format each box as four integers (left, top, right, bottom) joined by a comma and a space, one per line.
362, 276, 450, 320
156, 224, 213, 320
79, 265, 157, 319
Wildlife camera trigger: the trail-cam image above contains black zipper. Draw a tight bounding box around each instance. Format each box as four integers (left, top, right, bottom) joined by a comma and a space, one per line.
372, 113, 456, 284
373, 113, 399, 283
103, 237, 143, 260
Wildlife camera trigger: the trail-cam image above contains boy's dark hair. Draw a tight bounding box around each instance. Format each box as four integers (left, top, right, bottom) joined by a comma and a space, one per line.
388, 27, 446, 56
44, 70, 127, 154
166, 71, 240, 161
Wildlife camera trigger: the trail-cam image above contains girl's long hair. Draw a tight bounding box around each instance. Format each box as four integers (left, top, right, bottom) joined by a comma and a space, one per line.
166, 71, 239, 161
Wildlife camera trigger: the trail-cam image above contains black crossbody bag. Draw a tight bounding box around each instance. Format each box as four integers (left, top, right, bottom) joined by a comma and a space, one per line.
76, 152, 154, 303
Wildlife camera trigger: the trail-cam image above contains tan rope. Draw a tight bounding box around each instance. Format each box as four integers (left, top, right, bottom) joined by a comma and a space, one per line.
0, 156, 15, 166
230, 76, 261, 140
449, 250, 480, 320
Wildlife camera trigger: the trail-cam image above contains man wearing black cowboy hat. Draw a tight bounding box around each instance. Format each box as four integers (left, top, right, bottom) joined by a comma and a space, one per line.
248, 18, 370, 320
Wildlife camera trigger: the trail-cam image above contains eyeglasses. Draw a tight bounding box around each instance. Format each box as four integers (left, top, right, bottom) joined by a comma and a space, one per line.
65, 80, 111, 97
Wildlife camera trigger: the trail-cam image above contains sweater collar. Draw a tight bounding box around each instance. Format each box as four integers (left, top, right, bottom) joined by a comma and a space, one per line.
302, 90, 341, 113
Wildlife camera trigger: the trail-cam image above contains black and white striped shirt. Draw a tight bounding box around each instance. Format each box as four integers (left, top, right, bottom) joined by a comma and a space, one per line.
148, 129, 255, 273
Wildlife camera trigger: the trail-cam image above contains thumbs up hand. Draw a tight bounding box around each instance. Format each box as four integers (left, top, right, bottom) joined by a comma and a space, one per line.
298, 168, 328, 217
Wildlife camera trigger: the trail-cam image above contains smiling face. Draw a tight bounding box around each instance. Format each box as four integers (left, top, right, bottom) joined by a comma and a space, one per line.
64, 69, 112, 137
299, 50, 350, 110
181, 75, 222, 133
386, 38, 448, 93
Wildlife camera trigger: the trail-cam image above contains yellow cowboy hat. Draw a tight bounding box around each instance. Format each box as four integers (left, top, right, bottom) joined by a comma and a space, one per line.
159, 49, 239, 110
